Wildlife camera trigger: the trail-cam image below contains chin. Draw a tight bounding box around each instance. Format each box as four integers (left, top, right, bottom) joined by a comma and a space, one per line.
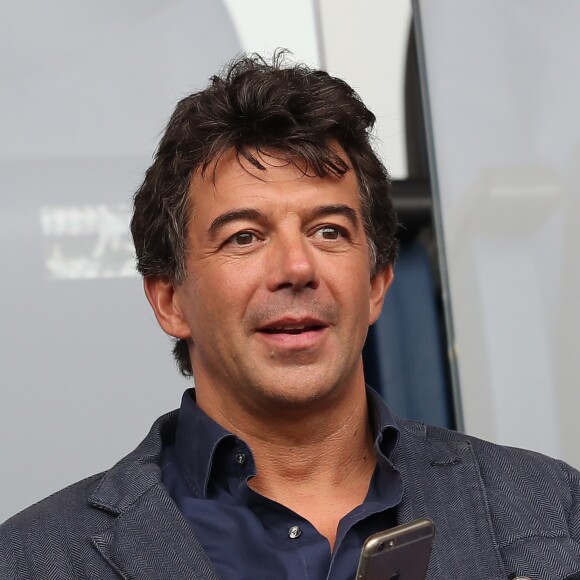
254, 376, 344, 410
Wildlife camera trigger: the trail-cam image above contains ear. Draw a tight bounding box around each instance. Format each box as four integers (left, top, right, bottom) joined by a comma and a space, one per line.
368, 264, 394, 326
143, 277, 192, 339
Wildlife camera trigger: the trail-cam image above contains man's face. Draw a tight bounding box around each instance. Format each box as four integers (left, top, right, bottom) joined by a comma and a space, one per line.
152, 148, 392, 422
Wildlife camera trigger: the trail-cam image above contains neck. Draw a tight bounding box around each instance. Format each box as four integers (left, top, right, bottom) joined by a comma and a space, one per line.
197, 380, 376, 549
243, 388, 375, 489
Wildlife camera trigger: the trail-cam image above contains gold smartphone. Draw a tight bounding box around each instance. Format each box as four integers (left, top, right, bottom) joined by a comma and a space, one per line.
355, 518, 435, 580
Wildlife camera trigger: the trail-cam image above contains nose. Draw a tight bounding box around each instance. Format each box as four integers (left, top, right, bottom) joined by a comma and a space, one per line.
266, 231, 320, 293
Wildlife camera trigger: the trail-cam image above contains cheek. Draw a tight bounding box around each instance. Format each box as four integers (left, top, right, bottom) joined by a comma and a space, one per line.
192, 264, 260, 322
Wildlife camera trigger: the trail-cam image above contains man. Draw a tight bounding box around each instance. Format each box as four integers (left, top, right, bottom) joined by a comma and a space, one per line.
1, 53, 580, 580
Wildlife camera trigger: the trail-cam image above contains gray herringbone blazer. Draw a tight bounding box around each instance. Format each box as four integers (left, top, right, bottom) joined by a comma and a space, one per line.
1, 411, 580, 579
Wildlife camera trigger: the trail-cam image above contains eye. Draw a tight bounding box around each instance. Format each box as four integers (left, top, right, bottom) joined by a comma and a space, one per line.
224, 230, 261, 248
232, 231, 255, 245
315, 226, 342, 240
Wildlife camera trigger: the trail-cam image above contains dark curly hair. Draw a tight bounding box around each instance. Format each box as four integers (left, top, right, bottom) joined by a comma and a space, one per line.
131, 50, 398, 377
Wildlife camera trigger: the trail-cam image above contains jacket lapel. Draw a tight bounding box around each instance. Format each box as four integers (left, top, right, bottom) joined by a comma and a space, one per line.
394, 420, 508, 580
87, 412, 220, 580
91, 483, 220, 580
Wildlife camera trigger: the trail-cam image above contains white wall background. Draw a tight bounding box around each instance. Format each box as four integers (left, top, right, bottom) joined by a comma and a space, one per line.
415, 0, 580, 467
319, 0, 411, 178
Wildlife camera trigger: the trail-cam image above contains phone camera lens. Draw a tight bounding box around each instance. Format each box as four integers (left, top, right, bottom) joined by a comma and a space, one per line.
377, 542, 385, 552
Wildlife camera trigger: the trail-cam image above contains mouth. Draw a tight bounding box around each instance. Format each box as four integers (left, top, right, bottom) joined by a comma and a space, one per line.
256, 317, 329, 348
260, 323, 326, 335
258, 316, 328, 334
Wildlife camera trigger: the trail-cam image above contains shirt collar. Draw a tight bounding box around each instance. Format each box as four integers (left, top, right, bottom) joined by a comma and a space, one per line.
174, 386, 400, 497
174, 388, 233, 498
366, 385, 400, 467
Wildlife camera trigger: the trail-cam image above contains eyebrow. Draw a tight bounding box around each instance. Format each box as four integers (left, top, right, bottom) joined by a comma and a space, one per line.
208, 208, 265, 237
208, 204, 359, 237
308, 204, 359, 228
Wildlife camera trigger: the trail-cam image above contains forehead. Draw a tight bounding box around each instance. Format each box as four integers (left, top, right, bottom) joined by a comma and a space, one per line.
188, 148, 360, 212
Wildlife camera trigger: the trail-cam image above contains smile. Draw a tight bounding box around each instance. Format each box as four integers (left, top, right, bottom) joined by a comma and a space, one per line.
256, 317, 329, 350
261, 324, 325, 335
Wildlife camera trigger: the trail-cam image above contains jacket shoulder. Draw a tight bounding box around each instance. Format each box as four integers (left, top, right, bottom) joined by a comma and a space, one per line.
398, 416, 578, 484
0, 472, 114, 579
0, 411, 178, 579
1, 471, 107, 532
397, 418, 580, 542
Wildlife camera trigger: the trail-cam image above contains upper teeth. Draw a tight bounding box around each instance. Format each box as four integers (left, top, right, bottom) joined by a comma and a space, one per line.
274, 325, 306, 330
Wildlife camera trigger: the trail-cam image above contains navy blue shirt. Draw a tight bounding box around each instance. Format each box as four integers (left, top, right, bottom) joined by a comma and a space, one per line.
161, 388, 402, 580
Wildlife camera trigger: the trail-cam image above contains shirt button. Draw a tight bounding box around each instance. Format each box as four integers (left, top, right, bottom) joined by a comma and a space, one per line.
235, 452, 246, 465
288, 525, 302, 539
